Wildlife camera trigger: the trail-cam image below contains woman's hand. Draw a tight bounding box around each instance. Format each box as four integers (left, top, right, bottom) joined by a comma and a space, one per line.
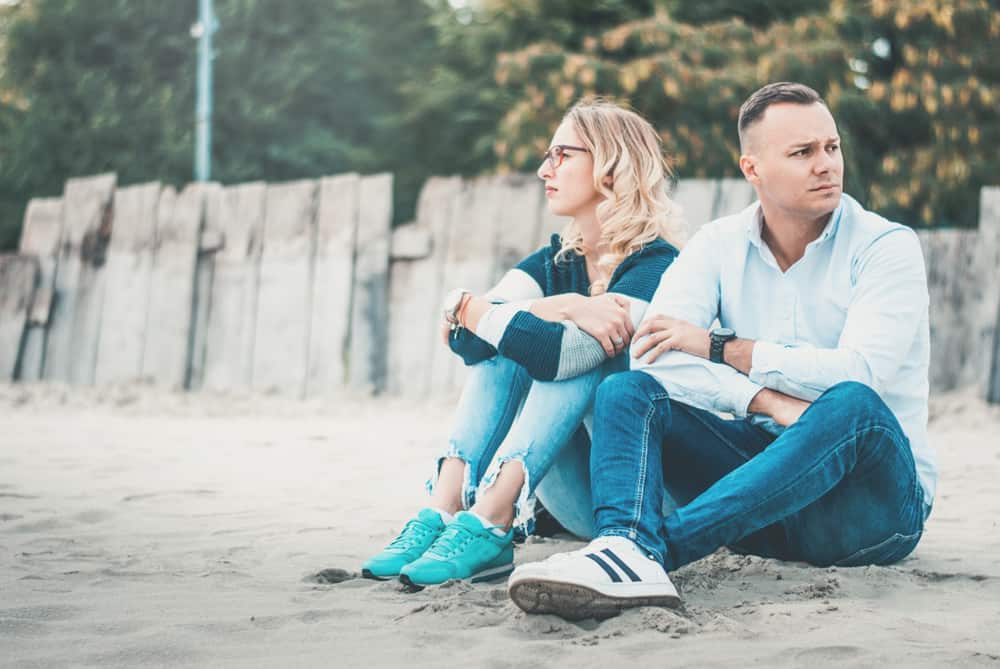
563, 293, 635, 357
632, 315, 710, 363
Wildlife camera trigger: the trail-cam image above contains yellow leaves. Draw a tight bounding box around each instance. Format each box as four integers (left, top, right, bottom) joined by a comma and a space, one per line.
603, 26, 629, 52
940, 85, 954, 106
980, 87, 994, 106
557, 83, 575, 107
619, 68, 638, 94
925, 95, 938, 114
662, 77, 679, 98
969, 126, 980, 144
902, 44, 919, 65
882, 156, 899, 175
579, 67, 596, 87
870, 81, 887, 101
871, 0, 892, 18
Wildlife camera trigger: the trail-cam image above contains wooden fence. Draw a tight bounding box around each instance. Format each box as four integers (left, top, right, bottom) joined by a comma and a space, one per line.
1, 173, 998, 403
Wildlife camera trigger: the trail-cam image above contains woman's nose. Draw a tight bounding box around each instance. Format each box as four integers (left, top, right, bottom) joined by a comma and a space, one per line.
537, 160, 552, 180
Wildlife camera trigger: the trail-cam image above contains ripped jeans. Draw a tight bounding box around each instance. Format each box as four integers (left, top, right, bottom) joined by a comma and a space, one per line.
427, 354, 604, 538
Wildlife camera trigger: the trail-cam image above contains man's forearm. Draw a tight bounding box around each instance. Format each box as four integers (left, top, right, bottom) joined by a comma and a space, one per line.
722, 338, 754, 375
748, 387, 811, 427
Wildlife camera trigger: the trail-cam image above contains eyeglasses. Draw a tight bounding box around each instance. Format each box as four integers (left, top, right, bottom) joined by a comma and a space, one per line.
542, 144, 590, 171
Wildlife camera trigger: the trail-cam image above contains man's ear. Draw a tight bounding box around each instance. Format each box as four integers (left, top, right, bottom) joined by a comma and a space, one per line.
739, 154, 759, 184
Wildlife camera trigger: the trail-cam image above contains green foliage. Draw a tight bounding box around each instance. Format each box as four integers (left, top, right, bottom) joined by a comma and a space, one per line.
494, 0, 1000, 227
0, 0, 996, 251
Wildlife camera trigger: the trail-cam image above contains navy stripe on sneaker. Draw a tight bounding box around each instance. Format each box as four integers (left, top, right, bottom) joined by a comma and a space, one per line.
585, 553, 622, 583
600, 548, 642, 582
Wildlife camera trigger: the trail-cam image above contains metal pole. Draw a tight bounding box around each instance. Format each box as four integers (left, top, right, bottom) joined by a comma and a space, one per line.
194, 0, 216, 181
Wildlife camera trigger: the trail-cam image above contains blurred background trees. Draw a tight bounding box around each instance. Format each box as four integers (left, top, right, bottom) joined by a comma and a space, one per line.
0, 0, 997, 250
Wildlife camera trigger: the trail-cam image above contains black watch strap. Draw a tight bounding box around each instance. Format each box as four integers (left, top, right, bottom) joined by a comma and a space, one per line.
709, 329, 735, 364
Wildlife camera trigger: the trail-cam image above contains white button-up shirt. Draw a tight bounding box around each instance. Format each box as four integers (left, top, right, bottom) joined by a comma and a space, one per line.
634, 194, 935, 503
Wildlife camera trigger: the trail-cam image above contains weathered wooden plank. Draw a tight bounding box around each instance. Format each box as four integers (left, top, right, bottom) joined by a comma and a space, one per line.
347, 173, 393, 394
493, 174, 544, 285
186, 183, 223, 391
386, 176, 462, 397
16, 197, 64, 381
94, 182, 161, 385
43, 173, 116, 383
201, 182, 267, 393
712, 178, 755, 221
142, 184, 207, 389
0, 255, 38, 381
391, 225, 432, 260
252, 179, 317, 397
973, 187, 1000, 400
670, 179, 718, 237
306, 174, 359, 398
428, 176, 506, 396
536, 194, 569, 249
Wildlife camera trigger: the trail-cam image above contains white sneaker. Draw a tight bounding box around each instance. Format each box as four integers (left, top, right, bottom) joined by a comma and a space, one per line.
507, 535, 681, 620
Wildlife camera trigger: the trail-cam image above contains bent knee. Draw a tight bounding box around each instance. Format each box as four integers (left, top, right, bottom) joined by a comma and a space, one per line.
596, 371, 666, 409
821, 381, 893, 421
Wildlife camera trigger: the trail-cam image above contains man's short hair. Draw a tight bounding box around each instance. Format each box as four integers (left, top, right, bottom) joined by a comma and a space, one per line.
738, 82, 827, 151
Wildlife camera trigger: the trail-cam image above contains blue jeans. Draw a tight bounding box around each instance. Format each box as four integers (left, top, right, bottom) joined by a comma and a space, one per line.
592, 372, 928, 570
429, 355, 604, 537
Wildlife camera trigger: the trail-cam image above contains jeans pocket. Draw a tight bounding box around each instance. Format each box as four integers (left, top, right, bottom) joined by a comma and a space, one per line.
834, 529, 923, 567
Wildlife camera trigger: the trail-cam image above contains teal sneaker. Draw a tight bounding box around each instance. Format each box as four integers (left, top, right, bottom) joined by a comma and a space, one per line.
362, 508, 447, 580
399, 511, 514, 588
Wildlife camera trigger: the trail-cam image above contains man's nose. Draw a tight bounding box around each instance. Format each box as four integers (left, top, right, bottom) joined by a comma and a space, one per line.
814, 151, 834, 174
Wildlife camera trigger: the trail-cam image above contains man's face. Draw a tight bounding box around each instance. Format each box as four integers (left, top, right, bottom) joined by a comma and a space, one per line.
740, 102, 844, 222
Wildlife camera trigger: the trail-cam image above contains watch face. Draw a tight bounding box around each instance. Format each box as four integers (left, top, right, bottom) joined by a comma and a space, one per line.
712, 327, 735, 338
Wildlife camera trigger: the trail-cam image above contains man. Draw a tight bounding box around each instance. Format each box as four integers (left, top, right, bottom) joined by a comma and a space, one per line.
506, 82, 935, 621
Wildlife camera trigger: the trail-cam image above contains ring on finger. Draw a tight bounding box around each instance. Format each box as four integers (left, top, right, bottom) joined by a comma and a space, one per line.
612, 336, 625, 346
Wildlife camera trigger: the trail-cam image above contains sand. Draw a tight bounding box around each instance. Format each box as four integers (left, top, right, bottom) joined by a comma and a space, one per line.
2, 382, 999, 668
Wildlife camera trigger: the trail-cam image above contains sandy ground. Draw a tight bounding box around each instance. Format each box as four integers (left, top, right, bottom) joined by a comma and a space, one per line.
2, 383, 999, 668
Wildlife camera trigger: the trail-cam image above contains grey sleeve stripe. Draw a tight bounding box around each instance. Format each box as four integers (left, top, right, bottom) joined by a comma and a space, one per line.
551, 296, 650, 381
552, 322, 608, 381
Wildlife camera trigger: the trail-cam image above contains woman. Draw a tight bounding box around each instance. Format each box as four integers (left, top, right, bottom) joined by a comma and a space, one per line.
362, 98, 686, 588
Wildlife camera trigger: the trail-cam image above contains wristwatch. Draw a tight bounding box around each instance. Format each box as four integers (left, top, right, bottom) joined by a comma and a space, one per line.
442, 288, 471, 328
709, 327, 736, 364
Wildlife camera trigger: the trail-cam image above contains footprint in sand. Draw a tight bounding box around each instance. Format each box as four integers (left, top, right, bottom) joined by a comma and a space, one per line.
794, 645, 866, 661
120, 489, 218, 503
72, 509, 112, 524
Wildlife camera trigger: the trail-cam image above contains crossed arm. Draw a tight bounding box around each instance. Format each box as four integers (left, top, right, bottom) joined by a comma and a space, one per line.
629, 225, 928, 427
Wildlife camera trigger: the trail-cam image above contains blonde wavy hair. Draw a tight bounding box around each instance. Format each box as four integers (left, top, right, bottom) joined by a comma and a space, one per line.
555, 98, 686, 295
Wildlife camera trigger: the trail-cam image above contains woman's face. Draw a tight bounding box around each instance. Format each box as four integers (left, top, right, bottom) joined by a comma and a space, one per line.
537, 121, 603, 220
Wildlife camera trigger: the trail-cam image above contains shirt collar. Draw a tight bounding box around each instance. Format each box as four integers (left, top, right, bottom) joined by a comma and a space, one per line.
744, 195, 847, 248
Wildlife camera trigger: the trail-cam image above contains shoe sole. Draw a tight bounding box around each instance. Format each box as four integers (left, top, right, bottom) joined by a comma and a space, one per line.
398, 563, 514, 589
361, 568, 392, 581
508, 578, 681, 621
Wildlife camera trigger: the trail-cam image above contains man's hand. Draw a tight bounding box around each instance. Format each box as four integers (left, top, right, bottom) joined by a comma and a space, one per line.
748, 388, 811, 427
632, 315, 710, 363
562, 293, 634, 357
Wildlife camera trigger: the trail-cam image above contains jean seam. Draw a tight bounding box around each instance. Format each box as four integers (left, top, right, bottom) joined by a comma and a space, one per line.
693, 424, 909, 545
683, 406, 760, 464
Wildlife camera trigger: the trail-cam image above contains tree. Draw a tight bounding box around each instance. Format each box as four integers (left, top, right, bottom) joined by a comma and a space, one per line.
493, 0, 999, 227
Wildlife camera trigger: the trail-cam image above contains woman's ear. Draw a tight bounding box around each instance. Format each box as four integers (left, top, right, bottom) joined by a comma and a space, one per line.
602, 175, 613, 188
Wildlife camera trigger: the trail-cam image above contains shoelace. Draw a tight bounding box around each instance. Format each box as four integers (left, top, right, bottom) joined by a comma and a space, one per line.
425, 524, 475, 560
387, 519, 434, 552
